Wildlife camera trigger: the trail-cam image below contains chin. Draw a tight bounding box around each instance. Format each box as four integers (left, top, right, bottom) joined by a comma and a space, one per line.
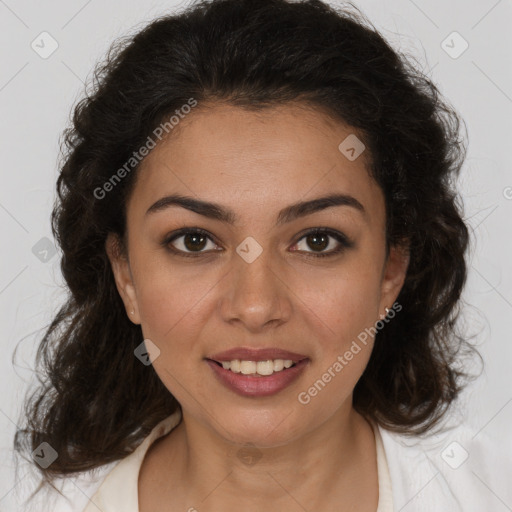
214, 407, 307, 448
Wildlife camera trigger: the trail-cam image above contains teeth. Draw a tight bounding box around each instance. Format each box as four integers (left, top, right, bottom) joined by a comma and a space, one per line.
256, 360, 274, 376
273, 359, 284, 371
240, 361, 256, 375
231, 360, 241, 373
217, 359, 297, 376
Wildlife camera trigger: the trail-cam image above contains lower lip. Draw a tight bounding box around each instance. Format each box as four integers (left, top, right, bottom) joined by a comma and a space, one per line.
206, 359, 309, 398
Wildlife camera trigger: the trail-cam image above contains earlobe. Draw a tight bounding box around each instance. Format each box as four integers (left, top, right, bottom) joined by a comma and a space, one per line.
379, 242, 410, 315
105, 233, 141, 324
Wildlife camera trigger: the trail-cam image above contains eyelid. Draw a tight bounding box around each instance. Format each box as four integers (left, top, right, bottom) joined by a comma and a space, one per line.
162, 226, 353, 258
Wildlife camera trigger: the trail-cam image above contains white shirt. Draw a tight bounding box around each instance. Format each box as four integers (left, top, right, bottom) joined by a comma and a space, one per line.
12, 410, 512, 512
79, 410, 393, 512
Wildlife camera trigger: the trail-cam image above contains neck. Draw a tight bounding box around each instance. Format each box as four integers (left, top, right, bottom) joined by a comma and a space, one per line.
155, 404, 378, 511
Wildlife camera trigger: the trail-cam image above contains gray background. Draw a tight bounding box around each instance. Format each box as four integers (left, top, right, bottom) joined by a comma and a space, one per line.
1, 0, 511, 509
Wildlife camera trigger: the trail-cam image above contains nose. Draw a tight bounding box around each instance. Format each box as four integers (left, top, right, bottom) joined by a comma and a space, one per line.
219, 249, 292, 333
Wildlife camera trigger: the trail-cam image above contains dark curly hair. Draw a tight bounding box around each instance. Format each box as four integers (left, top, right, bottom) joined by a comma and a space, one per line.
14, 0, 480, 498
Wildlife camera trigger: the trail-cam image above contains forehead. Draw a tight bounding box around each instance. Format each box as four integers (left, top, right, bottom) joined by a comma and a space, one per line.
128, 102, 384, 227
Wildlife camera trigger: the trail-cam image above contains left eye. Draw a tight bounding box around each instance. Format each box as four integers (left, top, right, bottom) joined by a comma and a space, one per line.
291, 229, 351, 257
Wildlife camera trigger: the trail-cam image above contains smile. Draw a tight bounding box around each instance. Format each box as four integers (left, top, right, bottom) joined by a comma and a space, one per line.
205, 358, 310, 397
211, 358, 296, 375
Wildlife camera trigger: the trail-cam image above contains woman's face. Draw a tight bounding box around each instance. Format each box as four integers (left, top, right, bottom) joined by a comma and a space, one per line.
108, 102, 408, 447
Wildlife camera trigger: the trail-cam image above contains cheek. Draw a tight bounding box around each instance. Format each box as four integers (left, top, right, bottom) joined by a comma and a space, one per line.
295, 260, 383, 348
133, 253, 213, 344
290, 259, 383, 402
132, 262, 212, 405
293, 281, 379, 416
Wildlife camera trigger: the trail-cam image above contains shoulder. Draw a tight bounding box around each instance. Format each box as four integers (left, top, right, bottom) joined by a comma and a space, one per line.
13, 411, 182, 512
10, 460, 118, 512
378, 416, 512, 512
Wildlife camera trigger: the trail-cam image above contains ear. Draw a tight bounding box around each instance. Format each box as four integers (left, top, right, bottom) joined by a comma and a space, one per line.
378, 242, 409, 319
105, 233, 141, 324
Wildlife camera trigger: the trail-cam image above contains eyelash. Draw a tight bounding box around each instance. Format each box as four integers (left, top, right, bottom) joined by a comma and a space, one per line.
161, 227, 353, 259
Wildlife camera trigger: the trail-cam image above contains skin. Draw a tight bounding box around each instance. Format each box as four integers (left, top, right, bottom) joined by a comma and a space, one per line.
107, 102, 409, 512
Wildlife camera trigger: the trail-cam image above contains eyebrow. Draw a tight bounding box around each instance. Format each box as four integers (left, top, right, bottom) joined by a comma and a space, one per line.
145, 192, 366, 226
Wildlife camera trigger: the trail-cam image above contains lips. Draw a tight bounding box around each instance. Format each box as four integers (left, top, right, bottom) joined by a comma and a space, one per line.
206, 358, 310, 397
207, 347, 309, 363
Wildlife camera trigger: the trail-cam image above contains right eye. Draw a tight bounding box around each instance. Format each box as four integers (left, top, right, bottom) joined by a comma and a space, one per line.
163, 228, 221, 257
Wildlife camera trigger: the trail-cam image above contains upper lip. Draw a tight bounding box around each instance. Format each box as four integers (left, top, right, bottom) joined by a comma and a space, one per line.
207, 347, 309, 363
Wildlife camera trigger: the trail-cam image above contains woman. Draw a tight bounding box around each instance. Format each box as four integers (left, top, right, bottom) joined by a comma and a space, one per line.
14, 0, 508, 511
